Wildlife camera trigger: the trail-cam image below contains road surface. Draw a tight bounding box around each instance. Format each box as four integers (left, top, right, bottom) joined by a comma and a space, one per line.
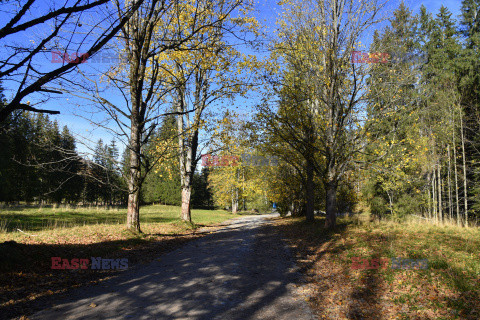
31, 214, 315, 320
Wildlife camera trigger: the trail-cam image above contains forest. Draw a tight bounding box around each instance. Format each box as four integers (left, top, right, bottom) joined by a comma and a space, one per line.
1, 0, 479, 231
3, 0, 480, 319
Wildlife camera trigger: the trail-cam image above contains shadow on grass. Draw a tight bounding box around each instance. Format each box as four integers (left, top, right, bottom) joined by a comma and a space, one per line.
275, 217, 387, 319
277, 216, 480, 319
427, 251, 480, 319
369, 223, 480, 319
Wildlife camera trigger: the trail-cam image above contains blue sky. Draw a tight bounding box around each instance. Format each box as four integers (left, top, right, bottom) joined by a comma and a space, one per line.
2, 0, 465, 157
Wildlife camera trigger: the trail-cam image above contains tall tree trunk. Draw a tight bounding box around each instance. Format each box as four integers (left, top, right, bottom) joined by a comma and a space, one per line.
176, 84, 196, 223
305, 158, 315, 222
447, 145, 452, 222
432, 168, 437, 223
387, 191, 393, 216
176, 67, 205, 223
127, 186, 141, 232
177, 103, 192, 222
231, 187, 238, 214
242, 167, 245, 211
438, 162, 442, 224
453, 114, 460, 226
460, 113, 468, 227
427, 172, 432, 220
181, 185, 192, 222
126, 121, 142, 232
325, 178, 337, 229
454, 151, 460, 226
179, 166, 194, 223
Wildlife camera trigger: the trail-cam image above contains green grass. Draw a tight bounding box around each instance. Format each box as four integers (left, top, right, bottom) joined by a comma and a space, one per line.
0, 204, 244, 243
0, 204, 237, 231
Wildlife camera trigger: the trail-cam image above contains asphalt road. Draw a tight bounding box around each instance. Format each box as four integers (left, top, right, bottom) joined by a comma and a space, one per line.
31, 214, 315, 320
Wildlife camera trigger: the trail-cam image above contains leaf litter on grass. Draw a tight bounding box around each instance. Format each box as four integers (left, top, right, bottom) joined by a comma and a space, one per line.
275, 216, 480, 320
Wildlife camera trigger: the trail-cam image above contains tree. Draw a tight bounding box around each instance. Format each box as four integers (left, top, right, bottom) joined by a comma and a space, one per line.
360, 3, 473, 226
206, 111, 275, 213
161, 0, 259, 222
362, 3, 426, 219
206, 112, 246, 213
0, 0, 146, 123
59, 125, 83, 203
458, 0, 480, 225
270, 0, 385, 228
142, 115, 181, 206
73, 0, 250, 231
89, 139, 124, 205
191, 169, 214, 209
255, 82, 322, 221
421, 5, 463, 224
0, 111, 84, 204
0, 112, 35, 202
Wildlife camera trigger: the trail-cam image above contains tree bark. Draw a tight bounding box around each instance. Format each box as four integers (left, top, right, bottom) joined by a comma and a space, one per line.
231, 188, 238, 214
175, 64, 204, 223
460, 113, 468, 227
447, 145, 452, 221
179, 155, 194, 223
437, 162, 442, 224
427, 172, 432, 220
176, 84, 196, 223
126, 121, 142, 232
181, 186, 192, 223
432, 168, 437, 223
305, 158, 315, 222
453, 114, 460, 226
387, 191, 393, 215
325, 179, 337, 228
242, 167, 245, 211
127, 185, 141, 232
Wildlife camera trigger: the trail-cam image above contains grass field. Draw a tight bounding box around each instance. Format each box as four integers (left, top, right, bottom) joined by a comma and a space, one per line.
0, 204, 245, 319
6, 204, 478, 319
276, 214, 480, 320
0, 204, 240, 243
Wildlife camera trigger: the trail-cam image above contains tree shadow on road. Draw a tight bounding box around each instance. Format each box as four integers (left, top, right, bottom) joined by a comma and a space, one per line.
0, 232, 203, 319
7, 217, 316, 320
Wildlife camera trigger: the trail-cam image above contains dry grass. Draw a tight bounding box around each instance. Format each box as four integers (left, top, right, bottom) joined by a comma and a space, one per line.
0, 204, 243, 319
276, 214, 480, 320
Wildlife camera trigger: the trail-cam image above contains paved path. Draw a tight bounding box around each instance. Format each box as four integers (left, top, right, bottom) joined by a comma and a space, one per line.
32, 215, 315, 320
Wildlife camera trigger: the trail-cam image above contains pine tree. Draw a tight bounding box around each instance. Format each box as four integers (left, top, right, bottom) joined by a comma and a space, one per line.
363, 3, 424, 218
142, 116, 181, 206
459, 0, 480, 223
60, 126, 82, 203
421, 5, 462, 224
